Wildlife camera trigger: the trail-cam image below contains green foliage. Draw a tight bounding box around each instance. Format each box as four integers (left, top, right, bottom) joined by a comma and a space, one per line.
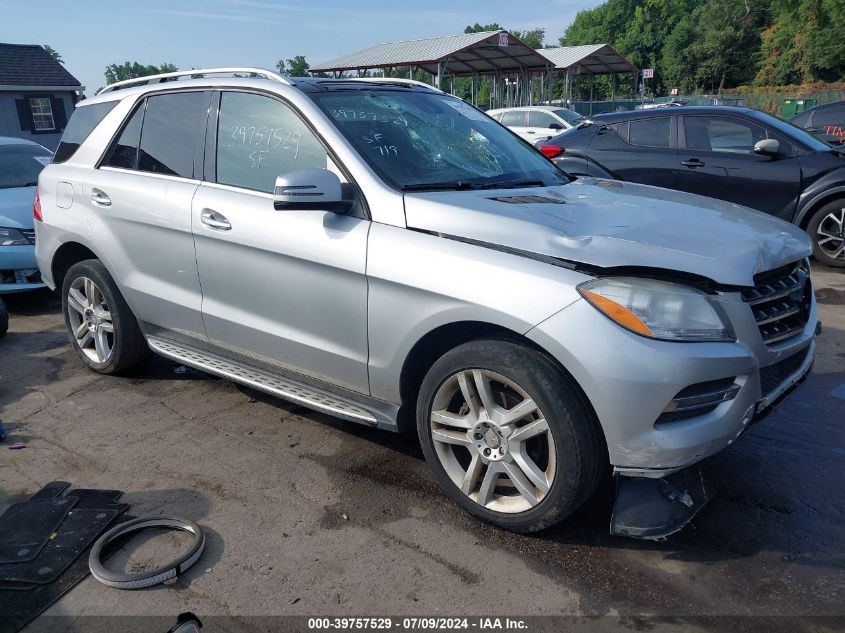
511, 28, 545, 49
464, 23, 502, 34
43, 45, 63, 64
560, 0, 845, 94
276, 55, 310, 77
104, 62, 178, 85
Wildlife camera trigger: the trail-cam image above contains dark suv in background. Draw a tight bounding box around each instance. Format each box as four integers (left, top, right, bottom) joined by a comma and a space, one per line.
790, 100, 845, 146
540, 106, 845, 267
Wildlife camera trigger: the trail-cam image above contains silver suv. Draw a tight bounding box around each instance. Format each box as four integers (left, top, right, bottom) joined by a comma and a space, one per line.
36, 69, 817, 534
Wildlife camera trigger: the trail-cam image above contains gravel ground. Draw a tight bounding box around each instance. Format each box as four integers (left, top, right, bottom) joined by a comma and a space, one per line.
0, 264, 843, 632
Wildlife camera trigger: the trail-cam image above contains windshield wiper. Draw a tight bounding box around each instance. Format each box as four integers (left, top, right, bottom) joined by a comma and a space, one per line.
401, 181, 480, 192
478, 179, 546, 190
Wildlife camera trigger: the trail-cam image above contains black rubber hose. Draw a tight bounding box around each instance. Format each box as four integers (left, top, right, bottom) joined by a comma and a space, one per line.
88, 517, 205, 589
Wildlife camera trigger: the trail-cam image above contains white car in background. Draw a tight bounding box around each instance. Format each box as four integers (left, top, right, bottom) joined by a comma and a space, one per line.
486, 106, 583, 142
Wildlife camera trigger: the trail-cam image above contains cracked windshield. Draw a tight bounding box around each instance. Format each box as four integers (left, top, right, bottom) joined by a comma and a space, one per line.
309, 90, 567, 191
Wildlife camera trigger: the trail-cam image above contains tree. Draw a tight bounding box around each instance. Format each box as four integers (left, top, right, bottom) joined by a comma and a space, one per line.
276, 55, 310, 77
104, 62, 178, 85
464, 23, 502, 33
43, 45, 63, 64
511, 28, 545, 49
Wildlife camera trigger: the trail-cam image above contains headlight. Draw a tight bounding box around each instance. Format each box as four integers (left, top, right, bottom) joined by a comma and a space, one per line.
0, 227, 30, 246
577, 277, 732, 342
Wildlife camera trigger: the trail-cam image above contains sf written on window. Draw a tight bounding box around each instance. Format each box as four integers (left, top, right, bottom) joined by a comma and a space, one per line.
216, 92, 329, 193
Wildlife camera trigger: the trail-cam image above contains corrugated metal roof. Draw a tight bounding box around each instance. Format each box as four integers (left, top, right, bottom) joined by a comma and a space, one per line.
539, 44, 638, 74
310, 30, 553, 75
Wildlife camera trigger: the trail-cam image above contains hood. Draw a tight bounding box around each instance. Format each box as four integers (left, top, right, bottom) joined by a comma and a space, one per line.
403, 178, 812, 287
0, 186, 36, 230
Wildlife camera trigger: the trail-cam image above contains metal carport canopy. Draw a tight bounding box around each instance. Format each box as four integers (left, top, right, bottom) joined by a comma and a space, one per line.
539, 44, 638, 75
309, 30, 553, 76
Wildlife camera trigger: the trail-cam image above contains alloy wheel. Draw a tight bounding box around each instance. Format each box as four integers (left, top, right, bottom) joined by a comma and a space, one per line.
429, 369, 556, 514
816, 207, 845, 261
67, 276, 114, 363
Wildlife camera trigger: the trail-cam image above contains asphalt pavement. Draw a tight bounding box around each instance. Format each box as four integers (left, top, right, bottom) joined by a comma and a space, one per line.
0, 265, 843, 632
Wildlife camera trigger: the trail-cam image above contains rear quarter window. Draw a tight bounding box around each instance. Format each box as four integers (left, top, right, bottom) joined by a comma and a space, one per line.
53, 101, 118, 164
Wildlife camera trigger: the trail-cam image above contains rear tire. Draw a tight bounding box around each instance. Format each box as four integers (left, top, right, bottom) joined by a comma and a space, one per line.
416, 338, 606, 533
807, 199, 845, 268
61, 260, 148, 374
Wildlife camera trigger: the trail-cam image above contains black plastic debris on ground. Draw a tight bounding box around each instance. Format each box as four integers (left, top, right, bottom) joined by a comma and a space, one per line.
0, 482, 128, 633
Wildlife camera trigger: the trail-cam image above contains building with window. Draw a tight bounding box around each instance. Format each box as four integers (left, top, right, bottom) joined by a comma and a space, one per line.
0, 43, 84, 150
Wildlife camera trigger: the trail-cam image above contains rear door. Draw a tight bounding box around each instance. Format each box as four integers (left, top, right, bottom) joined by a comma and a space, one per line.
585, 115, 679, 188
86, 90, 210, 338
500, 110, 530, 141
677, 114, 802, 218
191, 90, 370, 393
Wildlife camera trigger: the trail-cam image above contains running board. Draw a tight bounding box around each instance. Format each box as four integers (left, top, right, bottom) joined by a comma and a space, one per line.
146, 336, 378, 425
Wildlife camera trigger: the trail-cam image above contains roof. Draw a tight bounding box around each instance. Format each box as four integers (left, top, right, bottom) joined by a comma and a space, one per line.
487, 106, 578, 113
539, 44, 638, 74
590, 105, 753, 121
310, 30, 553, 75
0, 43, 81, 87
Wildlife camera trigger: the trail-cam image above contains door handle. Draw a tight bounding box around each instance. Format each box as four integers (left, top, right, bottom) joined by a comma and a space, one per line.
90, 188, 111, 206
681, 158, 705, 168
200, 208, 231, 231
526, 130, 535, 134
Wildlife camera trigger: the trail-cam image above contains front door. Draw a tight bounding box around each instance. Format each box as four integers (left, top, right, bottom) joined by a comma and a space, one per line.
192, 90, 370, 393
677, 114, 802, 219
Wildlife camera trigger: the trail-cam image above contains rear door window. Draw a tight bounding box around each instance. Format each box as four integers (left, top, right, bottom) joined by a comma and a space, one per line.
628, 117, 671, 148
101, 103, 145, 169
215, 91, 328, 193
137, 92, 208, 178
500, 111, 526, 127
53, 101, 118, 164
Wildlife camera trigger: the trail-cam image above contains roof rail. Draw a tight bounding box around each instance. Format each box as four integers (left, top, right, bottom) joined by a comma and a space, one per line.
98, 67, 291, 95
339, 77, 443, 92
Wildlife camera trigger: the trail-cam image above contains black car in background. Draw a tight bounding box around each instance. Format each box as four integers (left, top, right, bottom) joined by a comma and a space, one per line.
540, 106, 845, 267
790, 100, 845, 146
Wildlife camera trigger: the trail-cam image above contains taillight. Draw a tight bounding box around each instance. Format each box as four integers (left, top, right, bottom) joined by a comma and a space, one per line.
33, 187, 43, 222
538, 144, 563, 159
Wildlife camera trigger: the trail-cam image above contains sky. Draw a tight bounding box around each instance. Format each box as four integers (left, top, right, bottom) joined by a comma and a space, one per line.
3, 0, 597, 96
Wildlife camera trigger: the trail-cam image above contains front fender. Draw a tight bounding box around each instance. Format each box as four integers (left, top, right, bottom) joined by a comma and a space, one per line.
365, 222, 591, 402
795, 168, 845, 227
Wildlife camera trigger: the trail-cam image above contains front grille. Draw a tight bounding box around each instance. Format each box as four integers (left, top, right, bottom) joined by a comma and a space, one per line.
20, 229, 35, 244
742, 262, 811, 345
760, 346, 810, 396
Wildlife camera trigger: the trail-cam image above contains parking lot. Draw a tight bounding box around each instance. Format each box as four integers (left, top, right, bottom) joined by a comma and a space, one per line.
1, 264, 843, 628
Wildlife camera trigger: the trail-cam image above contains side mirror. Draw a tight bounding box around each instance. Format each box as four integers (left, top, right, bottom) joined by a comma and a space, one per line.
273, 168, 346, 211
754, 138, 780, 156
549, 123, 563, 130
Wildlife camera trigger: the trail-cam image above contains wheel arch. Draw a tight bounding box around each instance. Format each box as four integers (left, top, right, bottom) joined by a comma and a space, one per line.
396, 320, 606, 455
795, 186, 845, 229
51, 241, 100, 291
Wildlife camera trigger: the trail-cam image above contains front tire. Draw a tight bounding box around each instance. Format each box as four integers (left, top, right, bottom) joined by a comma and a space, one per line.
416, 338, 606, 533
61, 260, 148, 374
808, 200, 845, 268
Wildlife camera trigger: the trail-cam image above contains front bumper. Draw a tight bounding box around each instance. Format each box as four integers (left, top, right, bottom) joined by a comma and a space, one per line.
527, 294, 817, 475
0, 245, 44, 294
